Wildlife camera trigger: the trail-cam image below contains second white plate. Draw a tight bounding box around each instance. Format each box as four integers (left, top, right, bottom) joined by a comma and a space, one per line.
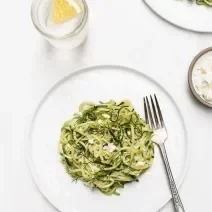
144, 0, 212, 32
27, 65, 189, 212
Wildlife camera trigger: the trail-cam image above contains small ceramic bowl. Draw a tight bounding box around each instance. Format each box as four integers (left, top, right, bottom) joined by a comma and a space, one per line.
188, 47, 212, 108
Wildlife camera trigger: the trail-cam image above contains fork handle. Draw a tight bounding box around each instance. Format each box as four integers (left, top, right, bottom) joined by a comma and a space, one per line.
159, 143, 185, 212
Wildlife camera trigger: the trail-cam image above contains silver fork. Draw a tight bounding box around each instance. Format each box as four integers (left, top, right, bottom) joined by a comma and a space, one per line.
144, 95, 185, 212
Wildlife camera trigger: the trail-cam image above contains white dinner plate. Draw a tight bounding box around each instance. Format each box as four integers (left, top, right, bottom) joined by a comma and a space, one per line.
144, 0, 212, 32
26, 65, 189, 212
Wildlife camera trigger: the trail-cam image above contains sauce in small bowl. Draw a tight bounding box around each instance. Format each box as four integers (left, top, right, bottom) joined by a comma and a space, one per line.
188, 47, 212, 108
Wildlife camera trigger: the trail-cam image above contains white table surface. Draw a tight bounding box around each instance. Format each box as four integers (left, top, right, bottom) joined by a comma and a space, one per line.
2, 0, 212, 211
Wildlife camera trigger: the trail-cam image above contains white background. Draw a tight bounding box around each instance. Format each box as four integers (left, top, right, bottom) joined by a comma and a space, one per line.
1, 0, 212, 211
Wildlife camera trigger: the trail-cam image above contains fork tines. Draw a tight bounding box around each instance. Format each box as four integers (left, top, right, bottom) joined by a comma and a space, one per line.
143, 94, 165, 130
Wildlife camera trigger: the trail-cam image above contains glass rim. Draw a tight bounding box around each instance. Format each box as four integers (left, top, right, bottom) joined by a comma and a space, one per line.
31, 0, 88, 40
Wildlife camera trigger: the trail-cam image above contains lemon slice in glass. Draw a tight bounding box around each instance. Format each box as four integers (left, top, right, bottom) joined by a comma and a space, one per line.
52, 0, 82, 24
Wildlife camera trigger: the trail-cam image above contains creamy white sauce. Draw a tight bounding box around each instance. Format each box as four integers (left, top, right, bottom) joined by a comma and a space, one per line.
192, 53, 212, 104
90, 165, 99, 172
103, 143, 116, 152
97, 119, 103, 125
88, 139, 94, 144
136, 161, 145, 167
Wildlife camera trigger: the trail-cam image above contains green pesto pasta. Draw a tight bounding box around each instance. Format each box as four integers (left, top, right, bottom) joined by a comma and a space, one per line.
59, 100, 154, 195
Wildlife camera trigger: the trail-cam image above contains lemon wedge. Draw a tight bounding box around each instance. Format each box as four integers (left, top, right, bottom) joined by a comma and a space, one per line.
52, 0, 82, 24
